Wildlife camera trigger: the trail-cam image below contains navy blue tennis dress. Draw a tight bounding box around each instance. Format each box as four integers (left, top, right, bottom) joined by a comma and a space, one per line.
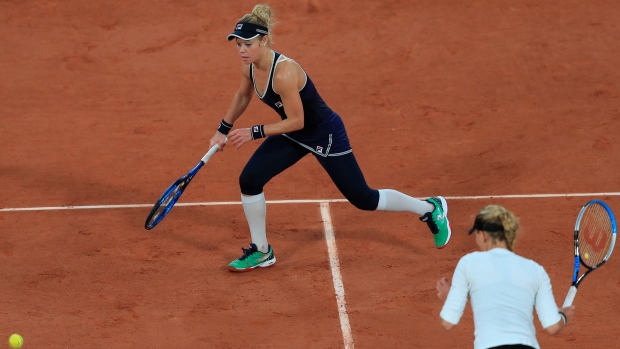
249, 51, 351, 157
240, 50, 379, 210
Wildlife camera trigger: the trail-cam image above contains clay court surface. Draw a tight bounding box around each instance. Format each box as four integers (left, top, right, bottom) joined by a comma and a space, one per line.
2, 0, 620, 348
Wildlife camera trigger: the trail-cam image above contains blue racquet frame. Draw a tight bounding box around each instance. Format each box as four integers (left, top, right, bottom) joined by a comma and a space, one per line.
144, 143, 221, 230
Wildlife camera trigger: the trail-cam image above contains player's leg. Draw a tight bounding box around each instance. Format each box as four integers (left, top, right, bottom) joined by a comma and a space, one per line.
316, 152, 450, 248
239, 136, 307, 252
376, 190, 451, 248
228, 136, 309, 272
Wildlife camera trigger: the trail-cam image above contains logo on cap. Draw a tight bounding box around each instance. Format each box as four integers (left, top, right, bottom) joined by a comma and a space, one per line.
236, 23, 243, 30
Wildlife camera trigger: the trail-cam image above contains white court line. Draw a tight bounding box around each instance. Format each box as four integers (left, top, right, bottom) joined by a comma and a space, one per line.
320, 202, 354, 349
1, 192, 620, 212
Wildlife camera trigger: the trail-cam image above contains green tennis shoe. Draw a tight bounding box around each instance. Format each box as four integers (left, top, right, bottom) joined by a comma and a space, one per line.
228, 243, 276, 272
420, 196, 451, 249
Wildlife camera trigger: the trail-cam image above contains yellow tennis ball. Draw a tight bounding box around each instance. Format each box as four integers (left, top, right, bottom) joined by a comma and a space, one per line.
584, 252, 590, 260
8, 334, 23, 349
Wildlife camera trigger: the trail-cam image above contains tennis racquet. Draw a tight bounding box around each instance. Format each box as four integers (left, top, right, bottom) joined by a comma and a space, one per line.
144, 142, 224, 230
562, 199, 617, 307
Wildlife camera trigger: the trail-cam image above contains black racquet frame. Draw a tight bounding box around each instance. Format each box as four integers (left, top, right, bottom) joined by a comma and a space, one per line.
562, 199, 616, 307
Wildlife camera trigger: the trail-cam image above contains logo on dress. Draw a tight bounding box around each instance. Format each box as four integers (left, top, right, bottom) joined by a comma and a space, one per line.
316, 146, 323, 153
275, 101, 283, 108
236, 24, 243, 30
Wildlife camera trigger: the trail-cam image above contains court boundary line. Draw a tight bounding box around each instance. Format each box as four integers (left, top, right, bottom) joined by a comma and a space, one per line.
321, 202, 355, 349
1, 192, 619, 212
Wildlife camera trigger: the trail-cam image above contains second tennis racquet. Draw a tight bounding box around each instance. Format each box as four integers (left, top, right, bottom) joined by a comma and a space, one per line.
562, 199, 616, 307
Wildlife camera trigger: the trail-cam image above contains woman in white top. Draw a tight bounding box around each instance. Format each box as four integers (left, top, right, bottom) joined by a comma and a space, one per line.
436, 205, 575, 349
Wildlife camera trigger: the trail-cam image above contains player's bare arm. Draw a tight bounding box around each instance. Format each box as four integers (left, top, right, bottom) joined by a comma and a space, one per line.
228, 60, 305, 149
223, 63, 254, 125
210, 64, 254, 150
264, 60, 305, 135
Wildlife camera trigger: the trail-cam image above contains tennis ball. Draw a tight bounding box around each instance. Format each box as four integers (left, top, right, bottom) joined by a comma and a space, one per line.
8, 334, 23, 349
584, 252, 590, 260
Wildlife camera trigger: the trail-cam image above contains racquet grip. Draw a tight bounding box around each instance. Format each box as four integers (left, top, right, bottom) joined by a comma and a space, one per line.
201, 137, 227, 163
562, 286, 577, 308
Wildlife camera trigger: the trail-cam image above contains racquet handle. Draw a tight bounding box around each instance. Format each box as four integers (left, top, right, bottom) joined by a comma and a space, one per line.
201, 137, 227, 163
562, 286, 577, 308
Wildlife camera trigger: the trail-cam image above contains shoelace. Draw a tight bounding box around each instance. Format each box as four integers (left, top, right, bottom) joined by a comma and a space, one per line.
420, 212, 439, 235
239, 245, 258, 260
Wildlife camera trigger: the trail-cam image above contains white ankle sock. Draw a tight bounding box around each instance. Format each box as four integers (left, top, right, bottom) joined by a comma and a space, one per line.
241, 192, 269, 253
376, 189, 434, 216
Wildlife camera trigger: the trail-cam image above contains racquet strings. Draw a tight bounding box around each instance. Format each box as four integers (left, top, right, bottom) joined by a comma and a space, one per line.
146, 182, 185, 228
578, 203, 613, 268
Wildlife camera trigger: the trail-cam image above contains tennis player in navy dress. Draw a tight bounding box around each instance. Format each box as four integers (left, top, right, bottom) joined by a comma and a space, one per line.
210, 4, 451, 272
